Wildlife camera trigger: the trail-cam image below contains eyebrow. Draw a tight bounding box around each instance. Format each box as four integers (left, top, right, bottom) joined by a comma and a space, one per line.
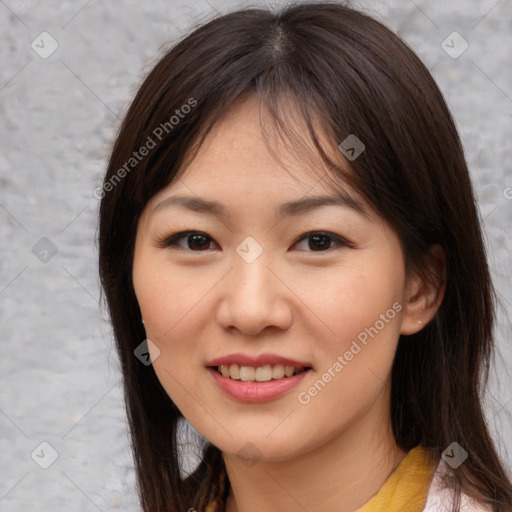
151, 191, 366, 219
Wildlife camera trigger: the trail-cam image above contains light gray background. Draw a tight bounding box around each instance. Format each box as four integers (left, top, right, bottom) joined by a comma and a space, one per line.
1, 0, 511, 510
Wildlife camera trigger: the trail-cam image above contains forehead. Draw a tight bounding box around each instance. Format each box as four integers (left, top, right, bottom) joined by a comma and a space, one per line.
149, 94, 364, 210
179, 96, 312, 184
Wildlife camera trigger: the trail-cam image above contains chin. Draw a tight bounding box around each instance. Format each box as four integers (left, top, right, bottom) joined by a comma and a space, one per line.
198, 423, 317, 465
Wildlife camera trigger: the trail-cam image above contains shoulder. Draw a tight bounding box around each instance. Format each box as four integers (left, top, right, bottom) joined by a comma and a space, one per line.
423, 459, 493, 512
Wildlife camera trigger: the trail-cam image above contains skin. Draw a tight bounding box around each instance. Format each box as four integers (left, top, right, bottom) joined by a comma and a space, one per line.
132, 95, 445, 512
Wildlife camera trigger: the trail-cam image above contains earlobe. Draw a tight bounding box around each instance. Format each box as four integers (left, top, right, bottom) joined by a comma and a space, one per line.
400, 244, 446, 335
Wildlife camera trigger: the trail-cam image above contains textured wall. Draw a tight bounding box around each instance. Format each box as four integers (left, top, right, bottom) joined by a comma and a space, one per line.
1, 0, 511, 510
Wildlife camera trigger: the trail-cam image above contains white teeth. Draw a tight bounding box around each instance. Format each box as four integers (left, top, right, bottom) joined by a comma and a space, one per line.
240, 366, 255, 381
216, 363, 308, 381
284, 366, 295, 377
229, 364, 240, 380
255, 365, 272, 382
271, 364, 285, 379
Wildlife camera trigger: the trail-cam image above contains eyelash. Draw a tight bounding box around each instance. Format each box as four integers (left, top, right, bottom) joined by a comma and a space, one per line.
155, 230, 354, 253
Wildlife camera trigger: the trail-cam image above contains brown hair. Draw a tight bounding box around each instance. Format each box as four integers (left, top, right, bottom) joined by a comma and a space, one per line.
97, 2, 512, 511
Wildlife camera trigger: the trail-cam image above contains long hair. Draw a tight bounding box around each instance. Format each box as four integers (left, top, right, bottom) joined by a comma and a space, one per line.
97, 2, 512, 511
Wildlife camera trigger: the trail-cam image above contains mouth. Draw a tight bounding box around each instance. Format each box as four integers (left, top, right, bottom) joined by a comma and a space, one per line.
210, 364, 312, 382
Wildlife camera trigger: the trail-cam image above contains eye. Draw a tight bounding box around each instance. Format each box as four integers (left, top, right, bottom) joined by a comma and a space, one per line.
156, 231, 217, 251
293, 231, 351, 252
156, 230, 352, 253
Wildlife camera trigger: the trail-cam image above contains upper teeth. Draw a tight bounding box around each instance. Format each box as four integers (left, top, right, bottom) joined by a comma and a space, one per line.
217, 364, 305, 382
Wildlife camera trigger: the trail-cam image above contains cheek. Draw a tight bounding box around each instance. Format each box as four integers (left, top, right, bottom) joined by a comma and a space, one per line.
133, 261, 211, 417
291, 268, 403, 437
134, 248, 199, 334
292, 258, 404, 358
133, 257, 217, 397
290, 268, 404, 432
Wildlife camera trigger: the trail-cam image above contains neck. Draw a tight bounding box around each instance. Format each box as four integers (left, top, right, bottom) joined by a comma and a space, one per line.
223, 391, 406, 512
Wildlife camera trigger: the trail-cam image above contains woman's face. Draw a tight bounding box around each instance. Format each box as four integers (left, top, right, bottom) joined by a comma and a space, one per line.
132, 96, 421, 462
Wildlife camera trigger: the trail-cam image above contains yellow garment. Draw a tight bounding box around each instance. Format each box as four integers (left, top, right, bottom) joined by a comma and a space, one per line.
356, 445, 437, 512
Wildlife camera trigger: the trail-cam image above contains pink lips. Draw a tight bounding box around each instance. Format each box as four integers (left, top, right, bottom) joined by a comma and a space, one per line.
206, 353, 312, 368
208, 368, 310, 402
206, 353, 313, 403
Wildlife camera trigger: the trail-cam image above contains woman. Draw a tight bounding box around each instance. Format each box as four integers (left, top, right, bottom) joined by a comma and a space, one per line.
98, 2, 512, 511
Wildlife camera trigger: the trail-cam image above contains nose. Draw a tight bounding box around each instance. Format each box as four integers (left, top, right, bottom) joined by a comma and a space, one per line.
215, 250, 293, 336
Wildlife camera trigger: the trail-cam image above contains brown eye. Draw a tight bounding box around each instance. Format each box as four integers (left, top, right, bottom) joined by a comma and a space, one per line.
158, 231, 216, 251
293, 231, 351, 252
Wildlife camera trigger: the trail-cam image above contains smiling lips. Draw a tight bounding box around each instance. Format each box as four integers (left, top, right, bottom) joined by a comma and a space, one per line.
207, 353, 312, 380
206, 353, 312, 401
216, 363, 307, 381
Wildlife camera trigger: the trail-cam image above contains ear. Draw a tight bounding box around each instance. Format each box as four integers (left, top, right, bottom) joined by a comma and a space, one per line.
400, 244, 446, 335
